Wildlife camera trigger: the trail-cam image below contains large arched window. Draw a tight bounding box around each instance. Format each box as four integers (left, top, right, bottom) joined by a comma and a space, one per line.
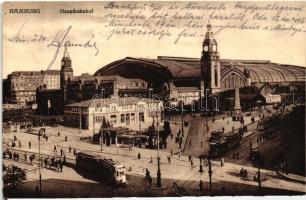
214, 65, 218, 87
221, 73, 246, 91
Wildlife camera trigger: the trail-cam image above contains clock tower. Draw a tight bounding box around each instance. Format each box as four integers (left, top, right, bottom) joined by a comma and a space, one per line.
201, 24, 221, 94
60, 46, 73, 88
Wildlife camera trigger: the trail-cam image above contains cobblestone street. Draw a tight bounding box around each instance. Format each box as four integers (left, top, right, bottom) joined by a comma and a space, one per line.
3, 107, 305, 197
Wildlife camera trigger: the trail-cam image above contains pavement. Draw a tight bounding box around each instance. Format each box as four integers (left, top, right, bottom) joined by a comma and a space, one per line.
3, 105, 305, 197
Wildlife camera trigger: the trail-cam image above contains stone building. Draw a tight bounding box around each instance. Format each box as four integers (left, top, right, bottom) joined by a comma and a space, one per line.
5, 70, 60, 104
63, 96, 163, 130
65, 74, 148, 105
94, 24, 305, 110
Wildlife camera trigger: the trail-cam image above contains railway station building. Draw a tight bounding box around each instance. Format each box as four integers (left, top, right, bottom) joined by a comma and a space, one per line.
94, 24, 305, 110
63, 96, 163, 130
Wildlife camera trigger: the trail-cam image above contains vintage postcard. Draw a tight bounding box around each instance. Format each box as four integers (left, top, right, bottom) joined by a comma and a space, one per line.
2, 1, 305, 198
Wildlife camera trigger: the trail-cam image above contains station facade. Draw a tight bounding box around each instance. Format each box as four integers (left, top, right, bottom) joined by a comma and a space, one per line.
63, 96, 163, 131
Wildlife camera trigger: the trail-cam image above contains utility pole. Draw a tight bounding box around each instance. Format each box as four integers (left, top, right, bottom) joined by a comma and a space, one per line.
38, 128, 44, 196
79, 103, 82, 134
93, 110, 95, 136
208, 153, 212, 196
100, 117, 103, 151
257, 157, 262, 195
156, 113, 162, 187
181, 101, 184, 137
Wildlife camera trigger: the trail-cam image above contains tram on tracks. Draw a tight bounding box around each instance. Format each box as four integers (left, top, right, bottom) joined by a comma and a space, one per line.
209, 131, 241, 158
76, 151, 126, 186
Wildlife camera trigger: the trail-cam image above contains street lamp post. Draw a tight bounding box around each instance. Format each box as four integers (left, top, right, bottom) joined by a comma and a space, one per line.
38, 128, 45, 196
156, 114, 162, 187
152, 109, 162, 187
79, 103, 82, 134
181, 101, 184, 137
100, 88, 105, 151
256, 156, 262, 195
200, 152, 212, 196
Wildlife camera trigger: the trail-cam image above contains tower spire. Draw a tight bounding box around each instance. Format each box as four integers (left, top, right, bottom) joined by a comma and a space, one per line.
64, 46, 69, 57
201, 23, 221, 94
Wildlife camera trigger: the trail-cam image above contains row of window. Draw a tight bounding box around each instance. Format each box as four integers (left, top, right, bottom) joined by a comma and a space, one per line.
71, 107, 87, 112
94, 112, 145, 125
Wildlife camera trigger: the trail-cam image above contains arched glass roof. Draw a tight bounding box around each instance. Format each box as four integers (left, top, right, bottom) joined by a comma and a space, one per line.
95, 57, 305, 84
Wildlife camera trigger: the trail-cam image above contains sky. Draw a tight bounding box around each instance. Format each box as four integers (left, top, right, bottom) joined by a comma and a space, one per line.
2, 1, 306, 79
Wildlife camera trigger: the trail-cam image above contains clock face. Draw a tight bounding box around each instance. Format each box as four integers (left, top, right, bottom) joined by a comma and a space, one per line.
204, 45, 209, 52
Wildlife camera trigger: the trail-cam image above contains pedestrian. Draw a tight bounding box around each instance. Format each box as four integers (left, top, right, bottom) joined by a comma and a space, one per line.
221, 185, 226, 194
58, 132, 60, 136
65, 136, 68, 142
28, 141, 31, 149
35, 185, 40, 197
223, 116, 225, 120
138, 152, 141, 159
60, 149, 63, 156
199, 162, 203, 173
30, 155, 33, 165
222, 127, 225, 133
145, 168, 150, 179
150, 155, 153, 163
18, 141, 21, 148
128, 145, 132, 151
73, 148, 76, 156
188, 155, 191, 162
221, 157, 224, 167
60, 161, 63, 172
199, 180, 203, 191
191, 158, 194, 167
44, 157, 47, 168
51, 157, 55, 167
69, 146, 72, 153
167, 156, 171, 164
148, 175, 152, 188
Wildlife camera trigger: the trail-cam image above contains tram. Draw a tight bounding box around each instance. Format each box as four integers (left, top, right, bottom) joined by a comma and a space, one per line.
209, 131, 241, 158
76, 151, 126, 186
